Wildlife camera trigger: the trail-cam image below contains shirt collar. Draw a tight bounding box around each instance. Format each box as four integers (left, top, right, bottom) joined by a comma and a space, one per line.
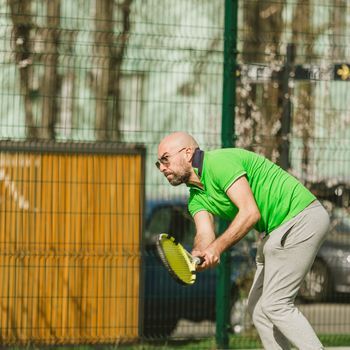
192, 148, 204, 178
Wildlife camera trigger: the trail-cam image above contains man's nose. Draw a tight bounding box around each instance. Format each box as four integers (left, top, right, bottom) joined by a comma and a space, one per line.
159, 163, 167, 172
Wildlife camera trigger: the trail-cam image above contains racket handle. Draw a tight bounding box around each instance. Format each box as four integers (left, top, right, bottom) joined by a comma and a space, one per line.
193, 256, 205, 266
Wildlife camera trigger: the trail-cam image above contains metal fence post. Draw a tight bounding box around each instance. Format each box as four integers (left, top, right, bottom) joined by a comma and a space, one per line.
279, 43, 296, 170
216, 0, 238, 348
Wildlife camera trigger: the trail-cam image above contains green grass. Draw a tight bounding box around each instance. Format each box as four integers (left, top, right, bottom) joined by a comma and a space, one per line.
113, 333, 350, 349
3, 334, 350, 350
320, 334, 350, 346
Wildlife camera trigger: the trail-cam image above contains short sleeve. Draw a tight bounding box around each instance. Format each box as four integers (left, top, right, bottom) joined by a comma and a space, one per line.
188, 189, 207, 217
207, 150, 247, 192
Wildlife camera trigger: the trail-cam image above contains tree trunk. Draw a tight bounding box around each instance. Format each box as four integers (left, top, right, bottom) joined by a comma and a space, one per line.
331, 0, 346, 61
108, 0, 133, 141
94, 0, 113, 141
58, 29, 77, 138
93, 0, 132, 141
8, 0, 38, 139
238, 1, 284, 161
291, 0, 314, 176
40, 0, 60, 140
59, 72, 75, 138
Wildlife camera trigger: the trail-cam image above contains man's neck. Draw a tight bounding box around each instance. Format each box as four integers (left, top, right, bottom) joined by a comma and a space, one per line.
188, 171, 204, 189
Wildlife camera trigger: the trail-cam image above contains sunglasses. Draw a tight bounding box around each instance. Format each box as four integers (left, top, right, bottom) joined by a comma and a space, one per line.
155, 147, 186, 169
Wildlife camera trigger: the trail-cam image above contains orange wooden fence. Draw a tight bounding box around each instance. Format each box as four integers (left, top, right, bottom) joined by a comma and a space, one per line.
0, 142, 145, 345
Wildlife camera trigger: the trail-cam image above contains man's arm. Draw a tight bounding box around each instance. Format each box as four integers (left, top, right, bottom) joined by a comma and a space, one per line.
192, 210, 216, 251
199, 175, 261, 269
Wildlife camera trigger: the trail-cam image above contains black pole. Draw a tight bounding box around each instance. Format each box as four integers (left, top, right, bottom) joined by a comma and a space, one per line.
279, 43, 295, 170
217, 1, 238, 348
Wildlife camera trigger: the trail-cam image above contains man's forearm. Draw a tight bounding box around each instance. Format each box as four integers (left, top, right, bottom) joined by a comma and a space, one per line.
193, 233, 215, 252
207, 210, 259, 256
192, 211, 216, 253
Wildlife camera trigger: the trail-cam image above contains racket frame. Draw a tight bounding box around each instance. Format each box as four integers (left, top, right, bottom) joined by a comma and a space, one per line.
156, 233, 201, 285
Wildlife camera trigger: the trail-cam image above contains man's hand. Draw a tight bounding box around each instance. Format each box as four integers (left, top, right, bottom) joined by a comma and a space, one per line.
192, 247, 220, 271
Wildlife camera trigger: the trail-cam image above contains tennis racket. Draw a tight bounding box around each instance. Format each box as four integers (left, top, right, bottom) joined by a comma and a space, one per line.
156, 233, 204, 285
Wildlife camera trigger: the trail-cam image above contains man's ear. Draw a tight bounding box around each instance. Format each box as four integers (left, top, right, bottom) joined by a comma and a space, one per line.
185, 147, 193, 159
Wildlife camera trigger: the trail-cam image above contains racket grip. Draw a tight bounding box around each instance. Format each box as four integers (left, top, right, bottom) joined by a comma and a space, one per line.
193, 256, 205, 266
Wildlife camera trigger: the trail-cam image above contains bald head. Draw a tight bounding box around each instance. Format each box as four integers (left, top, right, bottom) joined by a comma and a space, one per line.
159, 132, 199, 153
156, 132, 200, 186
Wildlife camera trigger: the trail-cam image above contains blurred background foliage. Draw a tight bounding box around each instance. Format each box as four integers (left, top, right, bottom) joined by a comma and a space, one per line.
0, 0, 349, 202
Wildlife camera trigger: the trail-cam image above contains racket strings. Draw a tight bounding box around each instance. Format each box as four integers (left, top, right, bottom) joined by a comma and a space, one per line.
158, 235, 196, 285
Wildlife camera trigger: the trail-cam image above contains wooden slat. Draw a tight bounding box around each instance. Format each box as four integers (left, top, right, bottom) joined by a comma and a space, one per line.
0, 150, 143, 344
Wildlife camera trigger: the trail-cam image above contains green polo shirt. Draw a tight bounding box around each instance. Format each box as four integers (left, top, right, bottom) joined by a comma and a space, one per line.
188, 148, 316, 234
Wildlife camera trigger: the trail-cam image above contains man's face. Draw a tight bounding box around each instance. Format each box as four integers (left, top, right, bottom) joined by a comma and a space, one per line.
156, 145, 192, 186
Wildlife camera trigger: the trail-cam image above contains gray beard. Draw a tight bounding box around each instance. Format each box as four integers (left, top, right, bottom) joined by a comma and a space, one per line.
168, 170, 191, 186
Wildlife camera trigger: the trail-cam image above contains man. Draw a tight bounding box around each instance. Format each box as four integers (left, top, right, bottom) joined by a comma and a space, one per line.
156, 131, 330, 350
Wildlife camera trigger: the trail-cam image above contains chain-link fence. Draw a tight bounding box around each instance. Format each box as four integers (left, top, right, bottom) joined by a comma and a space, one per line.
0, 0, 349, 348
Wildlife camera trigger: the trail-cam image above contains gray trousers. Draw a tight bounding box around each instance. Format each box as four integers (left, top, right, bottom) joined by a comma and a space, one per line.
247, 201, 330, 350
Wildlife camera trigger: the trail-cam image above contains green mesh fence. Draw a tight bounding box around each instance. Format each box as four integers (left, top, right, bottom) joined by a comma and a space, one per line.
0, 0, 350, 348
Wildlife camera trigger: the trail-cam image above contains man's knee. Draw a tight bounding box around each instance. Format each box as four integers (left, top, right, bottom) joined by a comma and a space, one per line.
246, 296, 256, 318
249, 301, 266, 328
260, 298, 290, 321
